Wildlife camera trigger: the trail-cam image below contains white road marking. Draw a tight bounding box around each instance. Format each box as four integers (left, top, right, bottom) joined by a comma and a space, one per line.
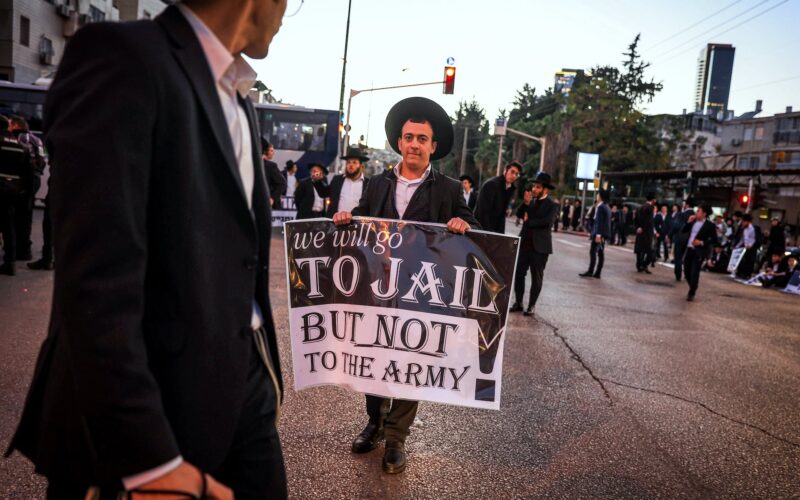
556, 239, 585, 248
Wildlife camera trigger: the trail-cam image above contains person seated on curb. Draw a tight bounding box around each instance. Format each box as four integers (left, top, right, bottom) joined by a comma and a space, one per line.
703, 244, 729, 273
760, 254, 796, 288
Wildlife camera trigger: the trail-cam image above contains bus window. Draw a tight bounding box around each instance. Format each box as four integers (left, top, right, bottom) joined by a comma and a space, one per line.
0, 85, 46, 134
258, 110, 328, 152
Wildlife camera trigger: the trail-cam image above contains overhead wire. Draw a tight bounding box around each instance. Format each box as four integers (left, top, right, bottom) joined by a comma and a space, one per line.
646, 0, 744, 50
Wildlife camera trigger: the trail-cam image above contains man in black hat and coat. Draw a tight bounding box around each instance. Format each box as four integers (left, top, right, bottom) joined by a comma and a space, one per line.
474, 162, 522, 233
635, 193, 657, 273
333, 96, 478, 475
327, 147, 370, 217
262, 138, 287, 210
294, 162, 329, 219
580, 189, 612, 279
459, 174, 478, 211
510, 172, 559, 315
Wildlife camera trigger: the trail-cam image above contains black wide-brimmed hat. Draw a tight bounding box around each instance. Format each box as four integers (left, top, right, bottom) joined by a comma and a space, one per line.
384, 96, 454, 161
531, 171, 555, 190
341, 147, 370, 162
459, 174, 475, 185
308, 162, 328, 175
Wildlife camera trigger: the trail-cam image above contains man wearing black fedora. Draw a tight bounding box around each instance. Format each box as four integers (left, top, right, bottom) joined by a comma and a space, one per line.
333, 96, 478, 474
459, 174, 478, 211
475, 161, 522, 234
511, 172, 559, 316
327, 147, 370, 217
580, 189, 612, 279
261, 138, 287, 210
294, 162, 330, 219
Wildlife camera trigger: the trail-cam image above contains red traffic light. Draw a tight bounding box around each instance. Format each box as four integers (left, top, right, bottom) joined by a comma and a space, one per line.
443, 66, 456, 95
740, 194, 749, 204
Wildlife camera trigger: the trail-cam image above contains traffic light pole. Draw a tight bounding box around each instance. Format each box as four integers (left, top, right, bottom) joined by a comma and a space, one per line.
746, 178, 753, 213
340, 79, 445, 173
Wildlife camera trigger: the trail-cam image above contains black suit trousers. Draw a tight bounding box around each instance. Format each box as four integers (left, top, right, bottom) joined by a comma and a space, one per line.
587, 240, 605, 276
514, 251, 549, 307
673, 240, 687, 280
684, 247, 704, 296
47, 338, 286, 500
364, 395, 416, 444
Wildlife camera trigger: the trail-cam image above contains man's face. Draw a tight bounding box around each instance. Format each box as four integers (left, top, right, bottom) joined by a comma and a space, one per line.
672, 205, 678, 213
243, 0, 288, 59
772, 219, 779, 226
462, 179, 472, 192
661, 206, 667, 214
772, 254, 782, 264
696, 208, 706, 220
531, 183, 544, 198
504, 166, 521, 185
265, 145, 275, 160
398, 120, 436, 171
622, 206, 628, 213
310, 166, 324, 181
345, 159, 362, 178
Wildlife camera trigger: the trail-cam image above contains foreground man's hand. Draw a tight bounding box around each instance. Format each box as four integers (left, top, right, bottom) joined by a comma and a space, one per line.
132, 462, 232, 499
333, 211, 352, 225
447, 217, 471, 234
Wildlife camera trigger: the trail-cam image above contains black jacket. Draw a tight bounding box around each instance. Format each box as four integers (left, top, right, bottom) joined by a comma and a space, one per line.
464, 190, 478, 211
682, 219, 718, 260
634, 202, 655, 252
352, 167, 478, 227
591, 203, 612, 240
6, 7, 283, 483
294, 177, 329, 219
514, 196, 559, 254
263, 159, 287, 209
475, 175, 514, 233
326, 173, 369, 216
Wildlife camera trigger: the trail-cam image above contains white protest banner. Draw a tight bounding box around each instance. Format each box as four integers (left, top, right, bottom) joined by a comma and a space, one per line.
782, 270, 800, 295
727, 247, 745, 274
284, 217, 519, 410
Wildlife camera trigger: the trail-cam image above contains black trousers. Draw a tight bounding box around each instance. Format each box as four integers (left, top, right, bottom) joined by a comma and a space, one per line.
0, 195, 16, 265
15, 177, 39, 257
47, 334, 286, 500
514, 251, 549, 307
737, 248, 757, 278
673, 240, 687, 280
41, 194, 53, 261
684, 248, 704, 296
636, 249, 652, 270
365, 395, 416, 443
655, 235, 669, 261
587, 240, 605, 276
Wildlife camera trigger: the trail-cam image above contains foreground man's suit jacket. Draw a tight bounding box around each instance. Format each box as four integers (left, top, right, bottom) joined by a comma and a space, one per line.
6, 5, 283, 485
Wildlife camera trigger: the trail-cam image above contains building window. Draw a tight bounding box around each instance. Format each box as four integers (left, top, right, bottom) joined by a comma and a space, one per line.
755, 126, 764, 140
89, 6, 105, 22
20, 16, 30, 47
743, 127, 754, 141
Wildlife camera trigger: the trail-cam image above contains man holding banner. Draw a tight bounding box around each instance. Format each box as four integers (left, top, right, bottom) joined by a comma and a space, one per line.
332, 96, 479, 474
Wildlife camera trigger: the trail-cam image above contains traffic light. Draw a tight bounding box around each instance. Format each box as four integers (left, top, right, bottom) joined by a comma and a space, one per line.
739, 193, 750, 209
443, 66, 456, 94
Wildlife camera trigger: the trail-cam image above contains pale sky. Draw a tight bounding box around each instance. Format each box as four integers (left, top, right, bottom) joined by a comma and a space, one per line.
250, 0, 800, 149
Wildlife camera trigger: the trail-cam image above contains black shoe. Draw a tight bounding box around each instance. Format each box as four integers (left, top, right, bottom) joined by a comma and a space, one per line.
16, 250, 32, 261
523, 306, 534, 316
579, 271, 594, 277
382, 441, 407, 474
509, 303, 523, 313
0, 263, 16, 276
27, 258, 54, 271
351, 422, 384, 454
593, 273, 601, 279
686, 293, 695, 302
643, 268, 652, 274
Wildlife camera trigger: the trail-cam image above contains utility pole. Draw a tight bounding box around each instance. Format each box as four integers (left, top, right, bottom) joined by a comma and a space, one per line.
337, 0, 353, 171
459, 127, 469, 176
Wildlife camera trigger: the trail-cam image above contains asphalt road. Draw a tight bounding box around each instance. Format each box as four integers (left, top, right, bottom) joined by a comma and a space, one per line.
1, 214, 798, 499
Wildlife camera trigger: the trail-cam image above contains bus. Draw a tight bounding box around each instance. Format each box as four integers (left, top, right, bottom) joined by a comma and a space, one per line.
0, 81, 48, 135
253, 102, 340, 180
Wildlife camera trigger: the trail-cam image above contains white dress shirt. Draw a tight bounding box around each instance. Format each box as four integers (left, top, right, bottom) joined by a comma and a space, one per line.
312, 183, 325, 212
463, 190, 471, 205
286, 174, 297, 197
740, 225, 756, 248
339, 176, 364, 213
394, 163, 431, 219
688, 220, 705, 246
124, 5, 261, 490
